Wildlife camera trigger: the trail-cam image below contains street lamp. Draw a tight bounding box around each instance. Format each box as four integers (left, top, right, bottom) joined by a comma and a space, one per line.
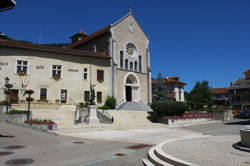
0, 0, 16, 12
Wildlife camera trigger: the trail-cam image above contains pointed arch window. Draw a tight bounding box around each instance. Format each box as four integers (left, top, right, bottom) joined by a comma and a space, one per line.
125, 59, 128, 70
130, 62, 133, 70
139, 55, 142, 72
120, 51, 124, 68
134, 61, 137, 71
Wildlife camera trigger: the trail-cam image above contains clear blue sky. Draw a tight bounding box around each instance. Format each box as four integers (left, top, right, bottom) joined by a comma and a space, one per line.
1, 0, 249, 91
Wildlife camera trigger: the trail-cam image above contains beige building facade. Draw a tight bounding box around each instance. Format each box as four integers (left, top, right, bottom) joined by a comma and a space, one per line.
0, 41, 111, 105
0, 12, 152, 108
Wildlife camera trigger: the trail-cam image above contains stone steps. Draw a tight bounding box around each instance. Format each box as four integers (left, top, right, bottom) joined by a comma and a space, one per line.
117, 102, 152, 111
143, 142, 200, 166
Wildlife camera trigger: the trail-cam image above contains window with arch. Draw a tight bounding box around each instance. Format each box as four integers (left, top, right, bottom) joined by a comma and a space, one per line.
120, 51, 124, 68
134, 61, 137, 71
125, 59, 128, 70
139, 55, 142, 72
130, 62, 133, 70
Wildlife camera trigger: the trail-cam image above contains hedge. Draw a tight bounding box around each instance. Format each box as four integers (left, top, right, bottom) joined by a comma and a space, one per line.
151, 101, 189, 118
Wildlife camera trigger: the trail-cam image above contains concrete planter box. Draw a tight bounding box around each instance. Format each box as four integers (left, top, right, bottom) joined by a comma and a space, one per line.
3, 113, 57, 131
23, 123, 57, 131
240, 126, 250, 148
160, 117, 211, 126
0, 106, 8, 114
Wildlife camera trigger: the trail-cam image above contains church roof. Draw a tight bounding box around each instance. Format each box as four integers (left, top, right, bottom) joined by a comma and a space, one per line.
67, 26, 110, 49
0, 39, 110, 59
67, 12, 149, 49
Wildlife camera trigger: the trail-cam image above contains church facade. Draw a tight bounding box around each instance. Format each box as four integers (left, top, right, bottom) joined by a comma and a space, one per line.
0, 12, 152, 107
68, 12, 152, 106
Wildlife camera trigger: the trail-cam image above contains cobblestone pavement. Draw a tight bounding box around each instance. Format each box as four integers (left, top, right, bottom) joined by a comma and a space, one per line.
162, 136, 250, 166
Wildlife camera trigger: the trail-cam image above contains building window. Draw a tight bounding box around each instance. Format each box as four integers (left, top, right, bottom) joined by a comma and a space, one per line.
97, 70, 104, 82
16, 60, 28, 74
120, 51, 124, 68
83, 68, 88, 80
84, 91, 90, 102
125, 59, 128, 70
179, 86, 181, 101
130, 62, 133, 70
40, 88, 47, 101
134, 61, 137, 71
52, 65, 62, 77
97, 92, 102, 103
139, 55, 142, 72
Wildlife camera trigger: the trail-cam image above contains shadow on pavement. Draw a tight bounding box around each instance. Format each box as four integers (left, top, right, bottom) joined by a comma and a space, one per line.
225, 120, 250, 125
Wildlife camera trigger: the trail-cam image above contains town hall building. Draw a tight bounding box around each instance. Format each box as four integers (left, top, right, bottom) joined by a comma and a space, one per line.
0, 12, 152, 110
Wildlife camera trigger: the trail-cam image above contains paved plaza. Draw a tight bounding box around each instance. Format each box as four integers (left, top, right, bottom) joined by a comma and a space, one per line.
162, 136, 250, 166
0, 120, 249, 166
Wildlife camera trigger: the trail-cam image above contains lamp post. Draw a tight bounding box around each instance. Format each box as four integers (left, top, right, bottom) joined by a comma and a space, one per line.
4, 77, 13, 113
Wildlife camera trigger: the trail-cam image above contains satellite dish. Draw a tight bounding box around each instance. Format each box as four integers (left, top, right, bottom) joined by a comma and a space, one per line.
0, 0, 16, 12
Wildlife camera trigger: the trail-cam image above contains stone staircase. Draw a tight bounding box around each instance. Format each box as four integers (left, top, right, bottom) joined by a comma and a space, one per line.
117, 102, 152, 112
142, 142, 200, 166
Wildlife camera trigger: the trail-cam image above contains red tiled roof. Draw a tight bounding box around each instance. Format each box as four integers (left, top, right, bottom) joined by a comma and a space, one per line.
0, 39, 111, 59
152, 77, 186, 85
67, 26, 111, 49
165, 92, 176, 98
212, 88, 228, 94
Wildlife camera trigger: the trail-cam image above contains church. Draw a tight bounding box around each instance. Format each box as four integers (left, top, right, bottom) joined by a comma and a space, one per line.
0, 12, 152, 110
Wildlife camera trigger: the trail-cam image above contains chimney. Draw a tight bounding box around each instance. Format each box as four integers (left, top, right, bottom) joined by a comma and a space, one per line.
70, 31, 88, 43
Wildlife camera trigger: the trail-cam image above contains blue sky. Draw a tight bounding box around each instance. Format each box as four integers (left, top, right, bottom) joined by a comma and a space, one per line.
1, 0, 249, 91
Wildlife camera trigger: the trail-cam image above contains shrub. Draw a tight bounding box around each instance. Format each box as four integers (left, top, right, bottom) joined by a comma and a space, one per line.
104, 96, 116, 109
0, 101, 7, 106
98, 105, 110, 110
5, 110, 29, 114
151, 101, 189, 118
24, 119, 56, 125
78, 102, 88, 108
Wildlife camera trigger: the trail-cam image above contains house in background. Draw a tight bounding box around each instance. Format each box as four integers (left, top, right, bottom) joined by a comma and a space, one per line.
229, 69, 250, 109
212, 88, 229, 106
152, 77, 186, 102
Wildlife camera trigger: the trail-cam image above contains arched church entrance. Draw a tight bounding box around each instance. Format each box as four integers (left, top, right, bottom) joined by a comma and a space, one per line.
124, 73, 140, 102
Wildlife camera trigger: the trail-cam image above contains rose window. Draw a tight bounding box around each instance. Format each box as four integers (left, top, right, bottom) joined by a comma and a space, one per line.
126, 43, 136, 56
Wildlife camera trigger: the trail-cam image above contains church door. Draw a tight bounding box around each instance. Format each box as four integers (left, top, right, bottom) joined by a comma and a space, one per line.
126, 86, 132, 101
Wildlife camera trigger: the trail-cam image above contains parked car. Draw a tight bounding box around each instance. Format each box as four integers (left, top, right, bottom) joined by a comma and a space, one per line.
233, 109, 241, 118
239, 109, 250, 119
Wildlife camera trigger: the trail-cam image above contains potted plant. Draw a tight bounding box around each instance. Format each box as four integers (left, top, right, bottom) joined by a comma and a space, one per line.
53, 74, 61, 81
17, 71, 26, 76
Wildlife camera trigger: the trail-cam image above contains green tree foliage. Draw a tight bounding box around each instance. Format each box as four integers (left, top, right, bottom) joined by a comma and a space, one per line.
187, 81, 213, 110
104, 96, 116, 109
152, 73, 169, 102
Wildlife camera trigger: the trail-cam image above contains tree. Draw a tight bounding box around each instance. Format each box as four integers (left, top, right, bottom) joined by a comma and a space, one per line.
152, 73, 169, 102
24, 89, 34, 120
187, 81, 213, 110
